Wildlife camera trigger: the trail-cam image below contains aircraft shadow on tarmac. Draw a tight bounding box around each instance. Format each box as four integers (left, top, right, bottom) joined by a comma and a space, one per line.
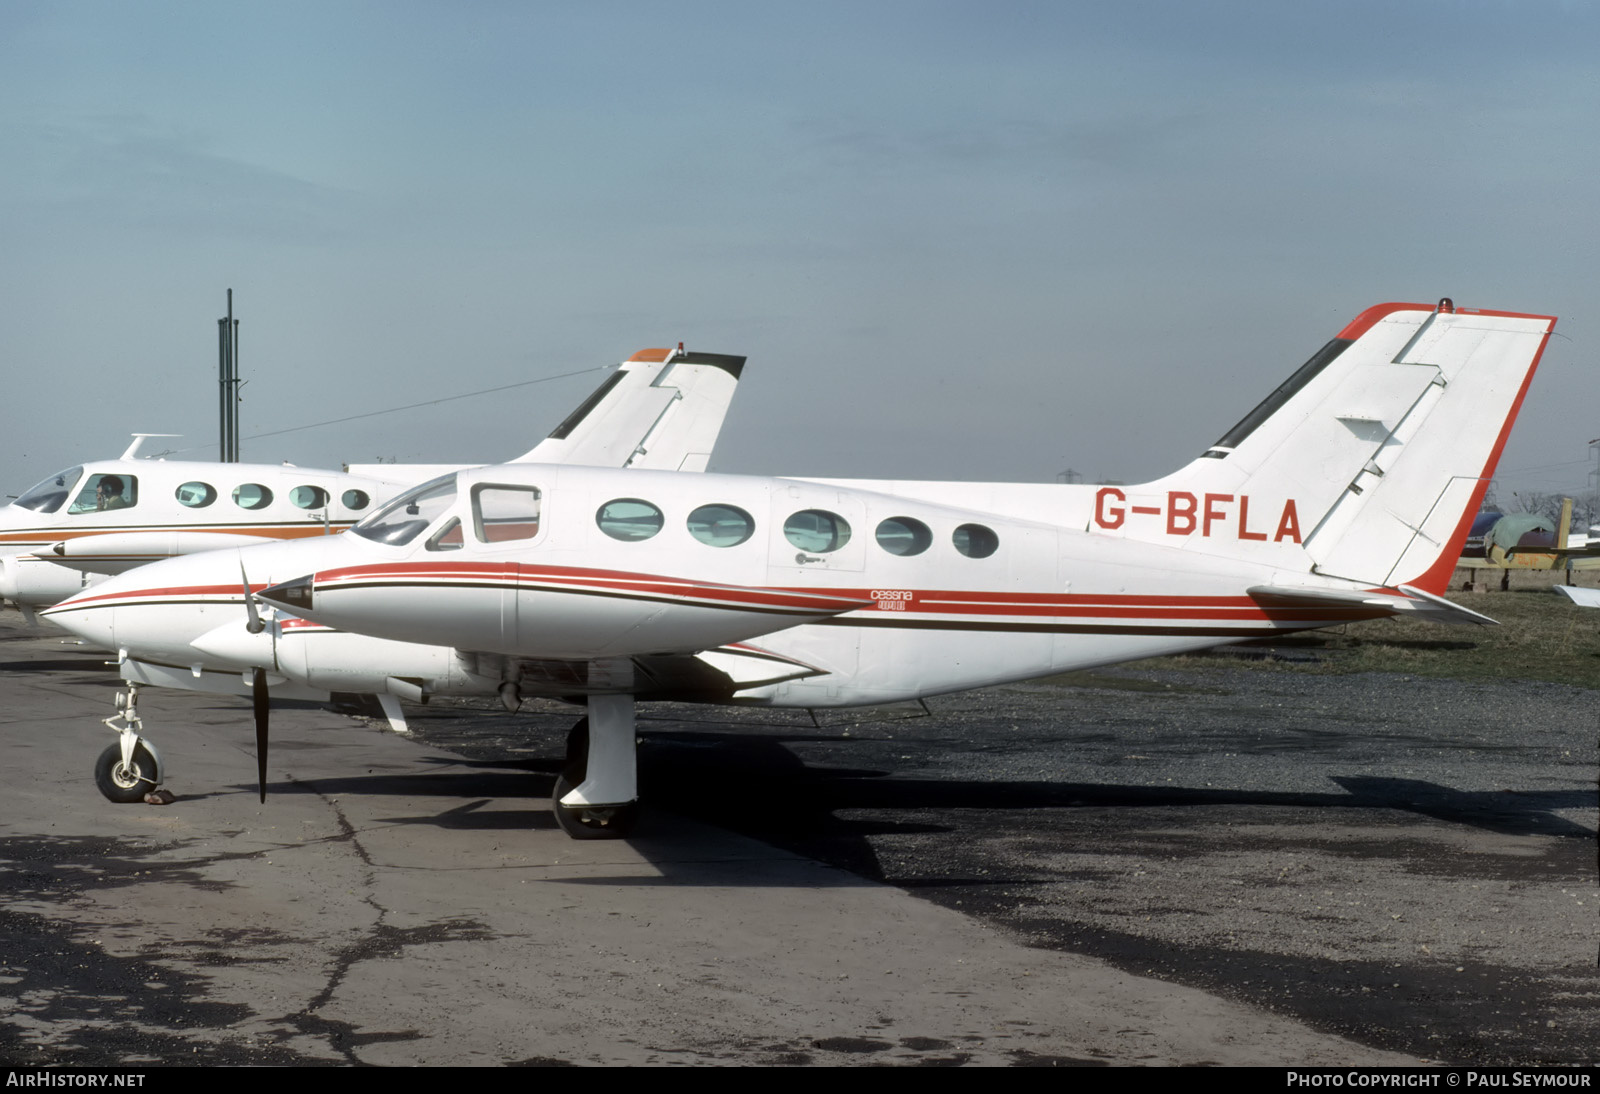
201, 727, 1598, 891
251, 734, 1600, 849
638, 732, 1596, 840
775, 770, 1596, 840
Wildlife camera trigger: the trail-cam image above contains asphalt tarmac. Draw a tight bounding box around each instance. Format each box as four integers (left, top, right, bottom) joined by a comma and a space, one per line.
1, 615, 1594, 1065
413, 661, 1600, 1066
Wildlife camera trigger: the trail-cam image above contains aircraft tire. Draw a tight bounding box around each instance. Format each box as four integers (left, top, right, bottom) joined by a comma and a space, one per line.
551, 762, 638, 840
94, 742, 157, 804
565, 717, 589, 764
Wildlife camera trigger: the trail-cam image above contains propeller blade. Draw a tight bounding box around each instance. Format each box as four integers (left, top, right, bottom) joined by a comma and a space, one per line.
241, 564, 264, 635
252, 666, 269, 803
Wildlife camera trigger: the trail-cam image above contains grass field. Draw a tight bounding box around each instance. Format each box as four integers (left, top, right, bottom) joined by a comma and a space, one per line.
1138, 585, 1600, 688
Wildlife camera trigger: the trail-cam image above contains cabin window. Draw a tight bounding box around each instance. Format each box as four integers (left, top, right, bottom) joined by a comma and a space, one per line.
473, 484, 543, 544
426, 517, 464, 552
351, 474, 458, 546
687, 503, 755, 547
784, 509, 851, 553
342, 489, 371, 511
952, 523, 999, 559
175, 482, 217, 508
68, 474, 138, 515
875, 516, 932, 557
15, 467, 83, 514
233, 484, 273, 511
290, 485, 330, 510
596, 498, 663, 542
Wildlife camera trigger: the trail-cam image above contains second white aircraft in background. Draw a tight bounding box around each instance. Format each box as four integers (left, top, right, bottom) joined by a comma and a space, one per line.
0, 345, 742, 612
22, 346, 747, 802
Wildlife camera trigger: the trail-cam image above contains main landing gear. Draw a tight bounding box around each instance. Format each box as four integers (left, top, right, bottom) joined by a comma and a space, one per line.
551, 693, 639, 839
94, 685, 166, 804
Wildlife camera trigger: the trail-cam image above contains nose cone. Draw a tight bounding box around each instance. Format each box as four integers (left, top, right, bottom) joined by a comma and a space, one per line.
44, 554, 224, 659
260, 575, 314, 614
42, 590, 119, 651
43, 535, 366, 666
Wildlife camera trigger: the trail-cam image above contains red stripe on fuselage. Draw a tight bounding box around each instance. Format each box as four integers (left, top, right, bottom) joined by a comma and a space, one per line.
0, 524, 352, 546
46, 563, 1395, 627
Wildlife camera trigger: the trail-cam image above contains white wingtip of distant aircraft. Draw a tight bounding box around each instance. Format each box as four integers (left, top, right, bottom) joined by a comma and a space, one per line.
1552, 584, 1600, 608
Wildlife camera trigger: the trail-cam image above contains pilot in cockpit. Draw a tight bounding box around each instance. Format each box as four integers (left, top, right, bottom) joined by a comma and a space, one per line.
68, 473, 137, 514
95, 475, 130, 511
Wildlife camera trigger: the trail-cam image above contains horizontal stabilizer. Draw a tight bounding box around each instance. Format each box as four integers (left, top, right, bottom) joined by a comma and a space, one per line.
694, 644, 828, 690
1247, 584, 1497, 626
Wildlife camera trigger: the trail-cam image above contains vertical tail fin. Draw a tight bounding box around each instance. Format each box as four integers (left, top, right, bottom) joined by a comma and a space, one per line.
1093, 301, 1556, 593
513, 348, 745, 471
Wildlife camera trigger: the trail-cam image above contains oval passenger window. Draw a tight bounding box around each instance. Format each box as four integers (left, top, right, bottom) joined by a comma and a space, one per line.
290, 485, 330, 509
175, 482, 217, 509
875, 516, 932, 557
233, 484, 274, 511
952, 523, 999, 559
687, 504, 755, 547
596, 498, 664, 542
784, 509, 852, 553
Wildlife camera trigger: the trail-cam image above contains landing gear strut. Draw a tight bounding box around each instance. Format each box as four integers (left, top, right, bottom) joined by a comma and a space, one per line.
94, 685, 165, 803
551, 693, 639, 839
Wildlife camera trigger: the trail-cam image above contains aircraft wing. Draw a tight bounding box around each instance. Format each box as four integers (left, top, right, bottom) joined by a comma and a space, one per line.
1246, 584, 1498, 626
458, 643, 829, 703
511, 349, 745, 471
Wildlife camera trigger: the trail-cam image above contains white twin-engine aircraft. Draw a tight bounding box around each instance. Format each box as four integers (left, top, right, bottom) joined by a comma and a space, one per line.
0, 346, 742, 613
46, 301, 1555, 840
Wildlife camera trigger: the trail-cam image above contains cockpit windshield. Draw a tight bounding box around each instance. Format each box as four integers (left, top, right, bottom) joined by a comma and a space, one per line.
15, 467, 84, 514
350, 474, 458, 546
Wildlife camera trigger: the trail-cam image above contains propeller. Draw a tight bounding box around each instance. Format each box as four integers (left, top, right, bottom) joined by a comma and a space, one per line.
241, 563, 265, 634
241, 562, 269, 801
253, 666, 269, 804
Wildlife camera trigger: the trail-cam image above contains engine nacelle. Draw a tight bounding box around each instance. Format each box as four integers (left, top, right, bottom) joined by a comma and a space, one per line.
0, 553, 105, 610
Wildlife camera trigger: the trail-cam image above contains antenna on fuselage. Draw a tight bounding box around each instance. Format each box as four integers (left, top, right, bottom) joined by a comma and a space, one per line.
120, 434, 180, 460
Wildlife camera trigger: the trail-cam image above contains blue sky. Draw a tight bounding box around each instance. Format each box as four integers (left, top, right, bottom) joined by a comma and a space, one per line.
3, 1, 1597, 503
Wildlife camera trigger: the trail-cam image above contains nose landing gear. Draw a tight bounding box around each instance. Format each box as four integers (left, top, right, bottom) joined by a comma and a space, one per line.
93, 685, 165, 804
